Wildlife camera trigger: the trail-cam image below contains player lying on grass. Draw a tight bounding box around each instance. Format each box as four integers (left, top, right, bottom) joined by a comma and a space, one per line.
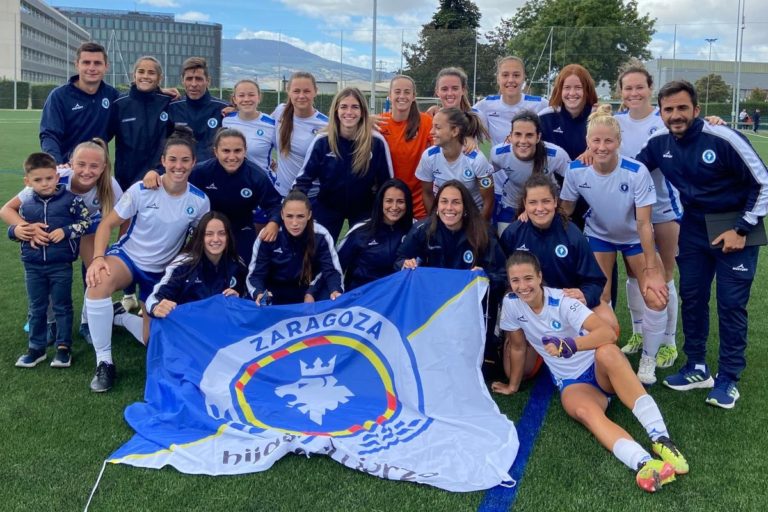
492, 250, 688, 492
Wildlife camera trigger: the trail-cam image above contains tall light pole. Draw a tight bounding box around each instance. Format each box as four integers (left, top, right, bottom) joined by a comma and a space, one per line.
705, 38, 717, 116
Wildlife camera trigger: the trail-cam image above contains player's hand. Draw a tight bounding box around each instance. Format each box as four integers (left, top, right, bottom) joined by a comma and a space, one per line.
259, 222, 279, 242
713, 229, 746, 253
48, 228, 65, 243
542, 336, 577, 358
86, 257, 110, 288
222, 288, 239, 297
221, 105, 236, 117
152, 299, 177, 318
160, 87, 181, 100
642, 268, 668, 306
143, 170, 162, 189
704, 115, 726, 126
563, 288, 587, 304
402, 258, 419, 270
372, 114, 387, 133
303, 293, 315, 303
463, 137, 478, 155
330, 291, 341, 300
576, 149, 594, 165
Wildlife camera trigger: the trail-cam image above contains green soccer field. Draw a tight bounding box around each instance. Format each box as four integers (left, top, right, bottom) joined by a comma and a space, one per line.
1, 109, 767, 511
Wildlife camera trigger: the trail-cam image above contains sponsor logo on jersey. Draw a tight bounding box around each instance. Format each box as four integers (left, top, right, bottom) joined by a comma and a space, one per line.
516, 315, 528, 323
121, 117, 136, 123
146, 202, 160, 209
241, 188, 253, 198
205, 183, 218, 190
488, 112, 500, 117
273, 247, 283, 254
462, 250, 474, 264
207, 118, 218, 129
649, 127, 658, 135
427, 243, 442, 250
553, 127, 563, 134
555, 244, 568, 258
663, 151, 673, 159
702, 149, 717, 164
367, 239, 379, 247
516, 244, 529, 251
326, 152, 337, 158
71, 103, 84, 111
101, 98, 110, 109
732, 263, 749, 272
578, 182, 591, 189
160, 112, 169, 122
619, 182, 629, 193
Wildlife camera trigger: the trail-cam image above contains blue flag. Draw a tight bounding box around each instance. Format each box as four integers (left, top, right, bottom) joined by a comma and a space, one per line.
110, 268, 518, 491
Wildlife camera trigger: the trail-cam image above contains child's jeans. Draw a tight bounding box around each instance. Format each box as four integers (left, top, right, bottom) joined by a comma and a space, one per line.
24, 262, 73, 350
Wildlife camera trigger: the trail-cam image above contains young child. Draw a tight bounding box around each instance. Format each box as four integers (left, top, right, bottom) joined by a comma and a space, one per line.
9, 153, 90, 368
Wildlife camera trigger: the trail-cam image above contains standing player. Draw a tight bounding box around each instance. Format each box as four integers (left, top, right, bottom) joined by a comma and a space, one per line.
416, 108, 494, 220
169, 57, 228, 162
39, 42, 119, 165
492, 251, 688, 493
636, 80, 768, 409
614, 64, 682, 369
84, 128, 210, 393
223, 79, 276, 176
272, 72, 329, 197
560, 106, 669, 385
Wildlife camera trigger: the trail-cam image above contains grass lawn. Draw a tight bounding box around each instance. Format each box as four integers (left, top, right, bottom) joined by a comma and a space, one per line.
1, 109, 767, 511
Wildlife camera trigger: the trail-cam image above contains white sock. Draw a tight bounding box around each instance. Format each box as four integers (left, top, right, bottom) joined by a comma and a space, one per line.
632, 394, 669, 442
626, 278, 644, 334
664, 280, 678, 346
86, 297, 114, 364
81, 297, 88, 325
642, 306, 667, 358
114, 312, 145, 344
612, 438, 652, 471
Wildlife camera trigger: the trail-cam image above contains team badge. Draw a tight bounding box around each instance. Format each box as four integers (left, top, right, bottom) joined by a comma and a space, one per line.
463, 169, 473, 179
649, 127, 658, 135
160, 112, 169, 122
619, 183, 629, 193
480, 177, 492, 189
463, 250, 474, 264
551, 320, 562, 330
257, 129, 264, 136
555, 244, 568, 258
241, 188, 253, 198
702, 149, 716, 164
101, 98, 110, 109
186, 206, 195, 215
208, 118, 219, 129
229, 277, 237, 288
312, 128, 319, 134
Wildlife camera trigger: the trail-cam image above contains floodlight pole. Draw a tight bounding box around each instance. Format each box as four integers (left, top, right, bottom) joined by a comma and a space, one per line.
370, 0, 377, 112
704, 38, 717, 116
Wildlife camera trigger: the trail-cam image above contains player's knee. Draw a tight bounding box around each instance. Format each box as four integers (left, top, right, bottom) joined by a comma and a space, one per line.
595, 344, 622, 367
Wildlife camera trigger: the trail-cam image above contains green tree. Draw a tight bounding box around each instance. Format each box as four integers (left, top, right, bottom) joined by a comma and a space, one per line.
503, 0, 655, 88
694, 74, 732, 103
747, 87, 768, 103
405, 0, 496, 98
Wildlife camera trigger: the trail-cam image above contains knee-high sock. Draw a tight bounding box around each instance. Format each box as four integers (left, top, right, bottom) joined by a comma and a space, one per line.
114, 312, 145, 344
612, 438, 651, 470
81, 297, 88, 325
664, 280, 678, 346
626, 278, 644, 334
642, 306, 666, 358
632, 394, 669, 442
86, 297, 113, 364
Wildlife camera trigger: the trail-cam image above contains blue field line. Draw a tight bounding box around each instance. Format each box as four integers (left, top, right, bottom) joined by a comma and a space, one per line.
478, 369, 555, 512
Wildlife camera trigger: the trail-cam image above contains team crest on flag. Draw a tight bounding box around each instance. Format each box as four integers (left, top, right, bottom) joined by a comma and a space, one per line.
109, 269, 517, 491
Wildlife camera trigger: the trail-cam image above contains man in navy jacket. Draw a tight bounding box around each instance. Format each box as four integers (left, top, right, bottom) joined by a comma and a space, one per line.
636, 80, 768, 409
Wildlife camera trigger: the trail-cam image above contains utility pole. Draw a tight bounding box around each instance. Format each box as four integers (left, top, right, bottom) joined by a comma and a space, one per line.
704, 38, 717, 116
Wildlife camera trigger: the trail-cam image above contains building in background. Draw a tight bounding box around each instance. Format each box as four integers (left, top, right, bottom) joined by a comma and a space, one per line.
649, 58, 768, 100
1, 0, 89, 84
55, 7, 222, 88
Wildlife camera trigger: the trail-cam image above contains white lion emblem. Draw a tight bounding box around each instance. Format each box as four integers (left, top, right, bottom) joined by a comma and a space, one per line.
275, 357, 354, 425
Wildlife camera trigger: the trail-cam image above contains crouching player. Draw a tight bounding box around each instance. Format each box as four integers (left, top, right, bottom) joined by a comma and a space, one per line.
492, 251, 688, 492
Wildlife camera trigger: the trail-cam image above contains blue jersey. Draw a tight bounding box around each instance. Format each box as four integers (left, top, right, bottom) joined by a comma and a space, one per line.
538, 106, 592, 160
635, 118, 768, 233
336, 221, 410, 291
39, 75, 120, 164
169, 91, 228, 162
499, 219, 606, 309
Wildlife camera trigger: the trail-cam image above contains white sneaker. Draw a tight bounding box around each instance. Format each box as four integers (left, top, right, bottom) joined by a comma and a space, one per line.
637, 354, 657, 385
121, 293, 139, 313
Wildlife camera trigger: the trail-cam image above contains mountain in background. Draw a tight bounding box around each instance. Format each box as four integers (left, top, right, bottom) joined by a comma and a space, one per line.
222, 38, 392, 87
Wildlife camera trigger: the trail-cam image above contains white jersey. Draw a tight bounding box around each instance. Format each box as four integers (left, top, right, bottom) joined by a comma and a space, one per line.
500, 287, 595, 382
491, 141, 570, 210
561, 157, 656, 245
112, 182, 210, 273
271, 103, 329, 196
18, 167, 123, 225
415, 146, 493, 209
222, 112, 277, 179
615, 109, 683, 223
473, 94, 549, 146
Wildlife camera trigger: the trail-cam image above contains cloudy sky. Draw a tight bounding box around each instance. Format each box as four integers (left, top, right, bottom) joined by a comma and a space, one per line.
50, 0, 768, 70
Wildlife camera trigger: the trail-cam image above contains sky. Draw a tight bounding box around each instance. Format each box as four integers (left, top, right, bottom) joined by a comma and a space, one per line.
49, 0, 768, 71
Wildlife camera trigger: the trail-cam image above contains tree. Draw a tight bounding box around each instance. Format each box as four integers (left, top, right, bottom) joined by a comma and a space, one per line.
405, 0, 495, 98
747, 88, 768, 103
694, 74, 732, 103
503, 0, 655, 88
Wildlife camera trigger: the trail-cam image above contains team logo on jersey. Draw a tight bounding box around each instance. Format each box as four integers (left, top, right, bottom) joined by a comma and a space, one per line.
555, 244, 568, 258
551, 320, 562, 330
101, 98, 110, 109
619, 183, 629, 193
463, 169, 473, 179
229, 277, 237, 288
160, 112, 169, 122
92, 198, 100, 206
648, 127, 658, 135
312, 128, 319, 134
241, 188, 253, 198
480, 177, 492, 188
702, 149, 717, 164
257, 129, 264, 136
462, 250, 474, 264
207, 118, 219, 129
186, 206, 195, 215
